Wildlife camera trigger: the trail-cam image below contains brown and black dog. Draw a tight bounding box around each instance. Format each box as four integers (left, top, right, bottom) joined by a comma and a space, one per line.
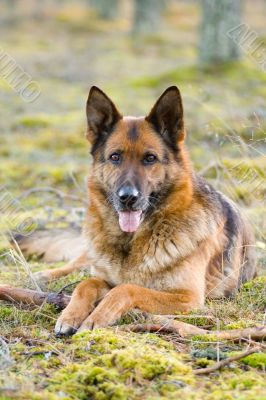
17, 86, 257, 335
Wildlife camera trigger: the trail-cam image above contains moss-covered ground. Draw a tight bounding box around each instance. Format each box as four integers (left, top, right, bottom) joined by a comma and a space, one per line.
0, 1, 265, 399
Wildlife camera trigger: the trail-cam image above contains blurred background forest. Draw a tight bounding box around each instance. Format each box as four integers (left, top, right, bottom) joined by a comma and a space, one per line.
0, 1, 266, 399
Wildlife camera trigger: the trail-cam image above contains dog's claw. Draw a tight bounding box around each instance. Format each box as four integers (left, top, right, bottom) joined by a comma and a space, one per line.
77, 321, 94, 333
54, 319, 78, 337
54, 310, 91, 337
77, 314, 109, 332
55, 324, 77, 337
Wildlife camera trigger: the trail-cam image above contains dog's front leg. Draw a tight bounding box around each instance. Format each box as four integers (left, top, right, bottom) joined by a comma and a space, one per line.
34, 251, 90, 284
55, 278, 111, 336
78, 284, 203, 331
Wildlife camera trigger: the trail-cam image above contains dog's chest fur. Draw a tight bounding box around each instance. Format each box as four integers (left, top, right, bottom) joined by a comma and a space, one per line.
85, 205, 220, 291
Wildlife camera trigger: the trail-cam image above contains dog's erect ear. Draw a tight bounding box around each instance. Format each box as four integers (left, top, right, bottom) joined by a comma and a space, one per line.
145, 86, 185, 150
86, 86, 122, 145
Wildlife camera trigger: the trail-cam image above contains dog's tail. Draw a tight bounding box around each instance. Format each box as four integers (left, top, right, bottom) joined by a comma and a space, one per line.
11, 228, 86, 263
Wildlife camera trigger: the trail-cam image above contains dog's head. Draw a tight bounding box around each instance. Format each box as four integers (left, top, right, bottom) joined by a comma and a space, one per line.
86, 86, 190, 233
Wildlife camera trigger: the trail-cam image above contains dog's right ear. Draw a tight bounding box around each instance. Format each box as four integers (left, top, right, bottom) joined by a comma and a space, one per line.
86, 86, 122, 146
146, 86, 185, 151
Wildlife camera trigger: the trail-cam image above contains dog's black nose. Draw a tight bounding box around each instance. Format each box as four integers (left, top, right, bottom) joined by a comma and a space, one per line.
118, 185, 139, 207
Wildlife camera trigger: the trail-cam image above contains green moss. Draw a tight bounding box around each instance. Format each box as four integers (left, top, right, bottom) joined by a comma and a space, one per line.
191, 334, 219, 343
242, 276, 266, 291
71, 329, 176, 365
0, 306, 13, 319
0, 303, 57, 336
238, 276, 266, 310
241, 353, 266, 370
49, 363, 133, 399
224, 320, 258, 330
42, 330, 193, 399
194, 358, 212, 368
130, 61, 266, 90
16, 115, 52, 129
176, 314, 212, 327
130, 65, 198, 89
228, 373, 265, 390
0, 397, 16, 400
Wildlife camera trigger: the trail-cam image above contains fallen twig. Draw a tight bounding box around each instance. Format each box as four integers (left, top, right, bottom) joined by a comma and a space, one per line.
215, 326, 266, 341
152, 316, 266, 341
241, 337, 266, 349
18, 187, 85, 205
120, 323, 184, 335
56, 280, 81, 295
0, 285, 70, 309
151, 315, 207, 336
119, 318, 207, 337
194, 346, 262, 375
20, 350, 58, 358
120, 316, 266, 341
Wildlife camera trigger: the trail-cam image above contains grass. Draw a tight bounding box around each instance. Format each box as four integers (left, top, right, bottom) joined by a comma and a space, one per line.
0, 0, 265, 399
0, 274, 265, 399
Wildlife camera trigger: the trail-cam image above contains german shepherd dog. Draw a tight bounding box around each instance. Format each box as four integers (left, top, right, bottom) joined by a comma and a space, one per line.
17, 86, 257, 335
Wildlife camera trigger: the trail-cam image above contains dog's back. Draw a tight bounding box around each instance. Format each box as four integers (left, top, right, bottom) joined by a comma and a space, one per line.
192, 175, 256, 298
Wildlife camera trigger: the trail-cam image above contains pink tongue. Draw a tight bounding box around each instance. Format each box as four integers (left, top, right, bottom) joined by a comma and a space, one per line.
118, 211, 142, 233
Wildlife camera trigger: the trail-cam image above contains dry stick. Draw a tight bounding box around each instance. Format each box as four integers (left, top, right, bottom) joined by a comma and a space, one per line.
151, 316, 207, 336
18, 187, 85, 204
56, 280, 81, 294
121, 316, 266, 341
215, 326, 266, 341
194, 346, 262, 375
153, 315, 266, 341
0, 284, 70, 309
241, 337, 266, 350
153, 314, 215, 320
120, 323, 188, 335
121, 319, 210, 337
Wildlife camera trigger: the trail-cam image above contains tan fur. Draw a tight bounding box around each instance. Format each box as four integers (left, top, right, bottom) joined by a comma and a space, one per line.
14, 86, 257, 334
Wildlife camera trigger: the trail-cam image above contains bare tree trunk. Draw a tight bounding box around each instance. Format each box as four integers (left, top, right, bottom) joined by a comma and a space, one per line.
199, 0, 242, 64
132, 0, 166, 34
90, 0, 119, 20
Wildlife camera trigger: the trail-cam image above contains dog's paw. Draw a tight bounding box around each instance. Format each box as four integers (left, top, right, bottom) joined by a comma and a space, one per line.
77, 316, 104, 332
55, 313, 83, 336
55, 306, 93, 337
76, 286, 132, 333
77, 308, 118, 332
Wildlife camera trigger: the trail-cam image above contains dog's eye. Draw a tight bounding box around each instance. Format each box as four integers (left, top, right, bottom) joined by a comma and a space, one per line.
143, 154, 157, 164
110, 153, 121, 163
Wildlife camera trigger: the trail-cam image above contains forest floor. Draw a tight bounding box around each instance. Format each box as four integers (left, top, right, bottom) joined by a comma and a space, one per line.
0, 1, 265, 399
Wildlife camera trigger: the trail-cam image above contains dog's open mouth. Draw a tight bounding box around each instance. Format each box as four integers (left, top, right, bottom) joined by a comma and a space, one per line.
118, 210, 142, 233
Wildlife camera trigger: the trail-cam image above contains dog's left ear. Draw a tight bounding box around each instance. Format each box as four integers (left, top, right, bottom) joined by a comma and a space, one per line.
86, 86, 122, 145
146, 86, 185, 150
